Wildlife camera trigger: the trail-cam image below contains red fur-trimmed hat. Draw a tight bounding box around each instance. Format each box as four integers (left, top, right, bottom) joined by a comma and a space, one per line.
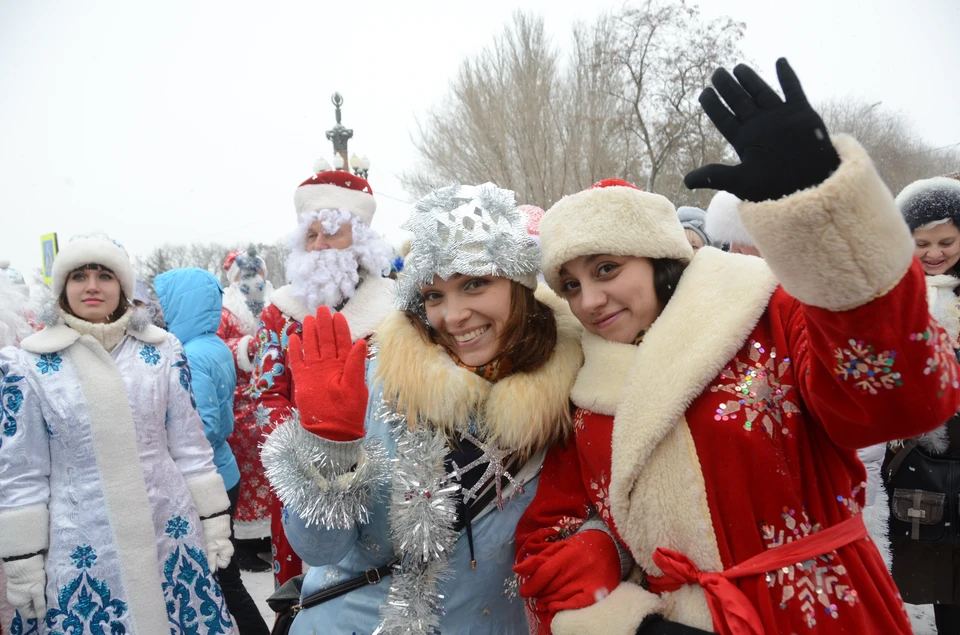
294, 163, 376, 226
539, 179, 693, 293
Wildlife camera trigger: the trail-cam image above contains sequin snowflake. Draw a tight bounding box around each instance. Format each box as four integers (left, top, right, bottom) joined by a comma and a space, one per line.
910, 319, 960, 397
833, 339, 902, 395
70, 544, 97, 570
711, 341, 800, 439
253, 403, 274, 428
139, 344, 161, 367
760, 506, 858, 629
165, 516, 190, 539
36, 352, 63, 375
590, 473, 612, 521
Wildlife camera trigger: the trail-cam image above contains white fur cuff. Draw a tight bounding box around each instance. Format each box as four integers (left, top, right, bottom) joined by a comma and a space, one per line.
185, 472, 230, 519
0, 505, 49, 559
739, 134, 914, 311
237, 335, 256, 373
552, 582, 663, 635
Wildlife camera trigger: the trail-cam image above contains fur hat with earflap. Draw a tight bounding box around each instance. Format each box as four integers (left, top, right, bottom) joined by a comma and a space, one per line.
539, 179, 693, 294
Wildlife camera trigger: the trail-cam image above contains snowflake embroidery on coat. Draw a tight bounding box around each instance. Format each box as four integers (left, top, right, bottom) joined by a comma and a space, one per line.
36, 353, 63, 375
711, 341, 800, 439
253, 403, 274, 428
760, 507, 858, 629
910, 319, 960, 397
166, 516, 191, 539
139, 344, 161, 366
172, 351, 198, 410
162, 518, 234, 635
590, 473, 612, 522
573, 408, 587, 432
833, 338, 903, 395
550, 515, 585, 541
1, 368, 25, 450
44, 544, 128, 634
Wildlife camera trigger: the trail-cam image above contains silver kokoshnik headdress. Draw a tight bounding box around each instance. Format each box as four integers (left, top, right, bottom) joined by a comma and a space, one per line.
397, 182, 541, 312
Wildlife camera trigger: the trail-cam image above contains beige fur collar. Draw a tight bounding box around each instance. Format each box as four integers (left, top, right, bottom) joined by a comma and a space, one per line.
604, 247, 778, 555
270, 273, 396, 341
372, 286, 583, 455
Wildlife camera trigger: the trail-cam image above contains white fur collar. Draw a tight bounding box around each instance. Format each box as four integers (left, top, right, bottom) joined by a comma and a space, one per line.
373, 286, 583, 455
269, 274, 396, 341
222, 285, 263, 336
926, 275, 960, 339
21, 318, 167, 354
927, 274, 960, 290
605, 248, 778, 551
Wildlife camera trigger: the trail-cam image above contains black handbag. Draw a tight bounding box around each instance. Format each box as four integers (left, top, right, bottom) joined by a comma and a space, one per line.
884, 438, 960, 544
266, 558, 399, 635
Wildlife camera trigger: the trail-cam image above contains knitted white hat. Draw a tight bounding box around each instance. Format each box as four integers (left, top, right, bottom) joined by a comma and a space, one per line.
51, 234, 136, 298
705, 191, 753, 248
539, 179, 693, 293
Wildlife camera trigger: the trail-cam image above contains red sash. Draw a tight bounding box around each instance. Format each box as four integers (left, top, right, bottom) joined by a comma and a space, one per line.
646, 514, 867, 635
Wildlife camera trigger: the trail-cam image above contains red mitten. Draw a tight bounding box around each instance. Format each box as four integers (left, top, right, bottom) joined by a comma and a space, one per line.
514, 529, 622, 613
287, 308, 368, 441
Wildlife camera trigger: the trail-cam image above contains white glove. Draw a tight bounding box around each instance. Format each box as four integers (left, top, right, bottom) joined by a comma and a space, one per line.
3, 554, 47, 620
201, 515, 234, 571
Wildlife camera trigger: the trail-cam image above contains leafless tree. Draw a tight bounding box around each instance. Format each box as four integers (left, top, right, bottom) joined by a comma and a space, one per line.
817, 98, 960, 195
135, 240, 289, 293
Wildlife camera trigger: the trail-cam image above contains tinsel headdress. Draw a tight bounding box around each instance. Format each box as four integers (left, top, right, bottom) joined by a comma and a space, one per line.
397, 183, 541, 311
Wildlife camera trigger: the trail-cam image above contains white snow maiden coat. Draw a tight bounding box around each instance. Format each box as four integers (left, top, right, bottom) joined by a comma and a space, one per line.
262, 289, 583, 635
0, 313, 236, 635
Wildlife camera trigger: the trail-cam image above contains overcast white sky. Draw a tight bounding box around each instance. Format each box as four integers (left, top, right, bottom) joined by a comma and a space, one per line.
1, 0, 958, 277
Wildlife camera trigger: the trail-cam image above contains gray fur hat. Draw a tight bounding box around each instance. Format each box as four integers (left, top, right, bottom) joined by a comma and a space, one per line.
677, 206, 709, 245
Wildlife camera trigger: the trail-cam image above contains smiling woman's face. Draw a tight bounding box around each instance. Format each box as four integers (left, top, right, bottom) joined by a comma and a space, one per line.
420, 274, 513, 366
559, 254, 662, 344
913, 220, 960, 275
64, 266, 122, 323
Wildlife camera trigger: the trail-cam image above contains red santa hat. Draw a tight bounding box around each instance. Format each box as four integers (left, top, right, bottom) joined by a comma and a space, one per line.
539, 178, 694, 293
294, 159, 376, 226
705, 191, 754, 248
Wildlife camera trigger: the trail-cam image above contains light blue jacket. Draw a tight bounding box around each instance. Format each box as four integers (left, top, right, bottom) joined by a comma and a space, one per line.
281, 359, 540, 635
155, 268, 240, 491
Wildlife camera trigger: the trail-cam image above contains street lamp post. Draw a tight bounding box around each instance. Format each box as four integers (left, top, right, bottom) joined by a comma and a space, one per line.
322, 93, 371, 178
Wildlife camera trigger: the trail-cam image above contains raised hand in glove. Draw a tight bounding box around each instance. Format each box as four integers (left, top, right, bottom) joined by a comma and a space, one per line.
4, 554, 47, 620
202, 514, 234, 571
684, 58, 840, 203
514, 529, 622, 612
287, 308, 368, 442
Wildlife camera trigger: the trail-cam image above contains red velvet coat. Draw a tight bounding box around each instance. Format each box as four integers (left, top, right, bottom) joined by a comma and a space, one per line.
515, 138, 960, 635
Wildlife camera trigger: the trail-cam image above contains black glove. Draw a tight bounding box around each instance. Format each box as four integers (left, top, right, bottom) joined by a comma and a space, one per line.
684, 58, 840, 203
636, 614, 716, 635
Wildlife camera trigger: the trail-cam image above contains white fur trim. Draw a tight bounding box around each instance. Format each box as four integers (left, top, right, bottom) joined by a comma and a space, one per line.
185, 471, 230, 519
295, 183, 376, 226
222, 285, 261, 336
21, 320, 167, 354
570, 332, 638, 415
233, 517, 270, 541
863, 486, 892, 571
739, 134, 915, 311
237, 335, 256, 372
51, 236, 136, 298
705, 191, 753, 247
590, 248, 777, 625
552, 582, 663, 635
66, 336, 169, 632
540, 186, 694, 293
895, 176, 960, 209
271, 275, 396, 341
926, 275, 960, 339
0, 505, 49, 559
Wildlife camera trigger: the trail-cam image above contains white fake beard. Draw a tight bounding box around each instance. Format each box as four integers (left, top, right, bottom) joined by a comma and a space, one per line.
286, 247, 363, 313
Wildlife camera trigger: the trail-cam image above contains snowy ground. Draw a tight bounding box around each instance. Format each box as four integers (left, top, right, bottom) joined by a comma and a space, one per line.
240, 568, 278, 627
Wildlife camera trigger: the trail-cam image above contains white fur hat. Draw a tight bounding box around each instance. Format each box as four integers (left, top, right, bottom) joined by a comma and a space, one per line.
705, 191, 754, 248
539, 179, 693, 293
51, 234, 136, 298
294, 166, 376, 226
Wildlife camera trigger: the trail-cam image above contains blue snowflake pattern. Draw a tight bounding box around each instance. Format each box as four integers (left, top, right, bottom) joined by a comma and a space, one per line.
45, 545, 127, 633
1, 368, 25, 450
35, 353, 63, 375
172, 352, 197, 410
70, 545, 97, 570
166, 516, 190, 539
139, 344, 161, 366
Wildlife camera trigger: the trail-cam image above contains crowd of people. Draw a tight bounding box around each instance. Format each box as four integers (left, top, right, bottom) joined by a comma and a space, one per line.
1, 57, 959, 635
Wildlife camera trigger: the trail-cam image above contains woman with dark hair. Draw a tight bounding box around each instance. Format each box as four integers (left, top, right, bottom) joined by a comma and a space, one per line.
514, 59, 960, 635
0, 234, 235, 634
261, 184, 582, 634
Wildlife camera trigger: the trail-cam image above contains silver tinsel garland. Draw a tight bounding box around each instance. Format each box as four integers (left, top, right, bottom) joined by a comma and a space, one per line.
260, 414, 390, 530
375, 403, 460, 635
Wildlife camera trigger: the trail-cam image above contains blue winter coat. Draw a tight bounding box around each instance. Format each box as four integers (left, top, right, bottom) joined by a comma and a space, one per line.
156, 268, 241, 491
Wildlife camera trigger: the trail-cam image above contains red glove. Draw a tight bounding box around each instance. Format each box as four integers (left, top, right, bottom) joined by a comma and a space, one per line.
514, 529, 622, 614
287, 308, 368, 442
